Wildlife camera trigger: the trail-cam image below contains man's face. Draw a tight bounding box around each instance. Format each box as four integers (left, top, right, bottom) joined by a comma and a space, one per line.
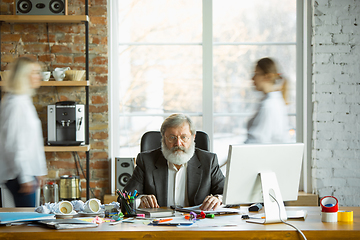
164, 122, 194, 153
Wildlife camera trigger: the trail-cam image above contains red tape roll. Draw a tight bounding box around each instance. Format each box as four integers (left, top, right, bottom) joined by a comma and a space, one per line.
320, 196, 338, 212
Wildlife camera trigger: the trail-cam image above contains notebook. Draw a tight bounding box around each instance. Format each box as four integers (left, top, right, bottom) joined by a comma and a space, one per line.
0, 212, 55, 225
136, 208, 174, 218
37, 219, 98, 229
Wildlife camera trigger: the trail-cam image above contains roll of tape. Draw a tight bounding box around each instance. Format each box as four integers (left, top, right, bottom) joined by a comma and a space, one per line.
321, 212, 338, 222
320, 196, 339, 212
338, 211, 353, 222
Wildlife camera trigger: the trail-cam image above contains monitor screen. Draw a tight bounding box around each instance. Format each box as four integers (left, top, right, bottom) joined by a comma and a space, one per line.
223, 143, 304, 205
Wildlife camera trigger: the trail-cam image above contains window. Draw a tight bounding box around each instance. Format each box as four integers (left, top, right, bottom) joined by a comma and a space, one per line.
110, 0, 299, 167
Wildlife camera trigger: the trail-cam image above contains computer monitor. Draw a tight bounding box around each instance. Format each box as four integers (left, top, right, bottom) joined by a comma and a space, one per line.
223, 143, 304, 224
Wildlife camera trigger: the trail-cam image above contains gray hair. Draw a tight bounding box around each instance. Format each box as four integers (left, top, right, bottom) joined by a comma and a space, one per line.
4, 57, 38, 95
160, 113, 196, 136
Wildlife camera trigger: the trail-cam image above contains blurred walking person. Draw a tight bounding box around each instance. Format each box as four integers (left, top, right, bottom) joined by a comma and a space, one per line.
0, 57, 47, 207
245, 57, 290, 144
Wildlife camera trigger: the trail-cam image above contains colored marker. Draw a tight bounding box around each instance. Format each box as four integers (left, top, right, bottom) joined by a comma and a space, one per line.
156, 218, 173, 223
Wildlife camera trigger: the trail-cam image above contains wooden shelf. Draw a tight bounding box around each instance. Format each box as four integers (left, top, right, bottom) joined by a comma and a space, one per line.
44, 145, 90, 152
0, 15, 89, 23
0, 80, 89, 87
41, 80, 90, 87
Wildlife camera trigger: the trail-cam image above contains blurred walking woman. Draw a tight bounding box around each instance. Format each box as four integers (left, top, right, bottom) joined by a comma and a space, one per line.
245, 57, 290, 144
0, 57, 47, 207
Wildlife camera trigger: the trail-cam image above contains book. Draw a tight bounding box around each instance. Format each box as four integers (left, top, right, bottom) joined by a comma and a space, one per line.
286, 210, 308, 220
37, 219, 98, 229
136, 208, 174, 218
0, 212, 55, 225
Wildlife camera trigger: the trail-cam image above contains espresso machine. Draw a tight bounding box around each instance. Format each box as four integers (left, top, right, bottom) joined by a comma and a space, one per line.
47, 101, 85, 146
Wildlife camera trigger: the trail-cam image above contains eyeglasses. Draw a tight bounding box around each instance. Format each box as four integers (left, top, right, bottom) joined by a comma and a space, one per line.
166, 135, 191, 143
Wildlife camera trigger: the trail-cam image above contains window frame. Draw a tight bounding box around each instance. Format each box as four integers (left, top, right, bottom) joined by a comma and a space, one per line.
108, 0, 312, 193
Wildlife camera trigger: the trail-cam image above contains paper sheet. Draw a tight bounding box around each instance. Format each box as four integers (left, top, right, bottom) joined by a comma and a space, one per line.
177, 205, 242, 215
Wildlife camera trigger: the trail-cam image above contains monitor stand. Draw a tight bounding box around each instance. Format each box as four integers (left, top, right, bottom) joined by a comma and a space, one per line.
246, 171, 287, 224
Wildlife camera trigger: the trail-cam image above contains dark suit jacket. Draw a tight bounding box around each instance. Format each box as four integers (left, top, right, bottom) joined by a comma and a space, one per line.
123, 148, 225, 207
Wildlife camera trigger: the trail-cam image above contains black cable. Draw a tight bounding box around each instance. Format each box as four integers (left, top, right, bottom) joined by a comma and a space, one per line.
54, 87, 60, 102
75, 152, 95, 198
72, 152, 95, 198
269, 193, 307, 240
46, 23, 53, 72
72, 152, 80, 176
46, 23, 60, 102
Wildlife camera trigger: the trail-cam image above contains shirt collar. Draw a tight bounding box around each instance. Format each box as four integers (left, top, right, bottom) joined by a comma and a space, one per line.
168, 161, 187, 172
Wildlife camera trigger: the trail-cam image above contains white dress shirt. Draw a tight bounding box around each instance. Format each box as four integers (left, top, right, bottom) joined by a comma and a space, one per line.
0, 94, 47, 184
167, 162, 189, 207
245, 91, 290, 144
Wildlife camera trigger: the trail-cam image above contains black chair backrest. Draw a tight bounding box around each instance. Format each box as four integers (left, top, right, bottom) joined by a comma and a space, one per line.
140, 130, 210, 152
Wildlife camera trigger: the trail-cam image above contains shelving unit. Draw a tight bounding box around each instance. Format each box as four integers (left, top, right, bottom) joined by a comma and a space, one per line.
0, 80, 90, 87
0, 1, 91, 200
0, 15, 89, 23
44, 145, 90, 152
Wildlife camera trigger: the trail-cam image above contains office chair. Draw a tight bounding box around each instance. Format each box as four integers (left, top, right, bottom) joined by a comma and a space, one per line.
140, 130, 210, 152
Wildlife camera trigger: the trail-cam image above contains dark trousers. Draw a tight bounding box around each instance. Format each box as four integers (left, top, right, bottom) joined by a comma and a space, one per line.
5, 177, 36, 207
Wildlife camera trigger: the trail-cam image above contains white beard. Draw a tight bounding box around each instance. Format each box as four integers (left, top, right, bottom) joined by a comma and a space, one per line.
161, 139, 195, 165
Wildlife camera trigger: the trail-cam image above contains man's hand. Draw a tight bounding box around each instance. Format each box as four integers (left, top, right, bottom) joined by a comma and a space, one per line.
200, 194, 222, 211
18, 181, 36, 195
139, 195, 159, 208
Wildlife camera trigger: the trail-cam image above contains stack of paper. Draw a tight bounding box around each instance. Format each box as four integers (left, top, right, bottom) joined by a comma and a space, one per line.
37, 219, 98, 229
0, 212, 55, 225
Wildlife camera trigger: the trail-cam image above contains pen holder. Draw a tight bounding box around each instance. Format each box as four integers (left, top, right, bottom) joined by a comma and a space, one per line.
118, 196, 136, 216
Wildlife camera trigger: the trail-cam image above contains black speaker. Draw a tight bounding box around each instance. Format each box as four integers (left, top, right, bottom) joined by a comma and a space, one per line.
115, 157, 135, 191
15, 0, 68, 15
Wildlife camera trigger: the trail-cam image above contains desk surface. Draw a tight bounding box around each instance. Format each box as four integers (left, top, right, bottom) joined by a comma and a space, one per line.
0, 206, 359, 240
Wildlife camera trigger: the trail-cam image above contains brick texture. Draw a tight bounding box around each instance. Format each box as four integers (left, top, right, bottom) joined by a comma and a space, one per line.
0, 0, 109, 202
312, 0, 360, 206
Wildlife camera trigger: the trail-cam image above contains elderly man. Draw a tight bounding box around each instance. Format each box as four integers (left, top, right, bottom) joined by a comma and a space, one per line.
123, 114, 225, 211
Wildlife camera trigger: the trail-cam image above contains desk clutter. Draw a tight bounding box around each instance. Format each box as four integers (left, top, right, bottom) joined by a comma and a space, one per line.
35, 198, 103, 217
41, 67, 86, 82
320, 196, 354, 223
116, 189, 138, 217
0, 193, 355, 235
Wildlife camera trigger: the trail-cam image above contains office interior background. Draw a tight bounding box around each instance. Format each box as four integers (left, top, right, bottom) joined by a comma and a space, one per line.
0, 0, 359, 206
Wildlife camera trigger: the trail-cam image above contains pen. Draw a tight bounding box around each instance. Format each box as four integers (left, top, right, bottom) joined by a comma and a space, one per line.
154, 218, 173, 223
124, 213, 145, 218
241, 214, 265, 219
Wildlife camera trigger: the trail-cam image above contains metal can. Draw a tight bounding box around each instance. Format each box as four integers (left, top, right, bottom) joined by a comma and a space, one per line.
43, 181, 59, 203
59, 175, 81, 201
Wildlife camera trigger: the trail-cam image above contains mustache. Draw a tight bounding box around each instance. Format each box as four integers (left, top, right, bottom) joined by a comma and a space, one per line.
171, 146, 186, 152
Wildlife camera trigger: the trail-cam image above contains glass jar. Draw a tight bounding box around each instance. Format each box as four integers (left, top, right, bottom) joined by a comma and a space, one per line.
43, 181, 59, 203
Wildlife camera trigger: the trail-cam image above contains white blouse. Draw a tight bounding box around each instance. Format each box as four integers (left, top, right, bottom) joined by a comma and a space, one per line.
0, 94, 47, 184
245, 91, 290, 144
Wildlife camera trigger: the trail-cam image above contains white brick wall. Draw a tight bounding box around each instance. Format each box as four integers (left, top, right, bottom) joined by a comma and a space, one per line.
312, 0, 360, 206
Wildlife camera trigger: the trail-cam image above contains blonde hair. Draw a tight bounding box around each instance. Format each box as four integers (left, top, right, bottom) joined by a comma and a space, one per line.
256, 57, 288, 104
3, 57, 39, 95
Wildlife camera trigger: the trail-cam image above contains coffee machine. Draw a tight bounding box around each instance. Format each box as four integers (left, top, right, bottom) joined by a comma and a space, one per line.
47, 101, 85, 146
